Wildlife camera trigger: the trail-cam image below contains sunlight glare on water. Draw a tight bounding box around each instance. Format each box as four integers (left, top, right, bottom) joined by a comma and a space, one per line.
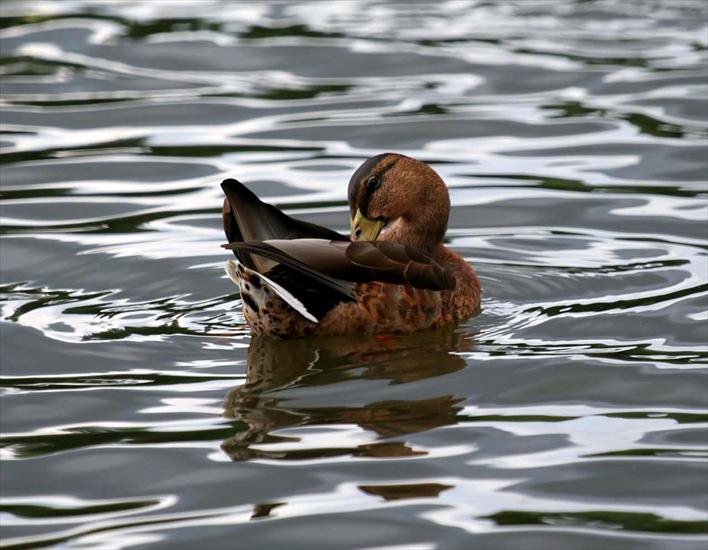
1, 1, 707, 548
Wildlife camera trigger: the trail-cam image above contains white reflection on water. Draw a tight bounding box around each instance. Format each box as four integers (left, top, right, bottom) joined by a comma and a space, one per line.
1, 0, 706, 548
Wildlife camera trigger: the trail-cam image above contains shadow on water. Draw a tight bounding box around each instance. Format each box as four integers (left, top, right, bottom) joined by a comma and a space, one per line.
221, 327, 473, 461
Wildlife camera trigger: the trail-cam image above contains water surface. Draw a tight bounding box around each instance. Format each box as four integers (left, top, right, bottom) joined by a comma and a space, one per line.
1, 1, 707, 548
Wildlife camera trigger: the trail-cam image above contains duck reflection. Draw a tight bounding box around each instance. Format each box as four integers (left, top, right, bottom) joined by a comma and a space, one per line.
359, 482, 453, 501
222, 327, 474, 461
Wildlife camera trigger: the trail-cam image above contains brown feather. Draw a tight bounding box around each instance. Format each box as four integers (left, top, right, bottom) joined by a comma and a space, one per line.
221, 154, 481, 337
222, 239, 456, 292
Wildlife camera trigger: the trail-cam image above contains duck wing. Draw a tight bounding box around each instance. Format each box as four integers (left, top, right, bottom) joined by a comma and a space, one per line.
221, 178, 348, 272
223, 239, 456, 293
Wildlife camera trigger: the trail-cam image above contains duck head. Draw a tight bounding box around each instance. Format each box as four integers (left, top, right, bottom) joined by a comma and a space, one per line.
348, 153, 450, 253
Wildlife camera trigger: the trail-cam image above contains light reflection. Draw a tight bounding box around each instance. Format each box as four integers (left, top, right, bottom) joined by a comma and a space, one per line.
1, 0, 707, 547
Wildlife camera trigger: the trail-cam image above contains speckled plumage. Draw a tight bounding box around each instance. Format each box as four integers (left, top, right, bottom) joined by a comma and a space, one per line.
222, 153, 481, 338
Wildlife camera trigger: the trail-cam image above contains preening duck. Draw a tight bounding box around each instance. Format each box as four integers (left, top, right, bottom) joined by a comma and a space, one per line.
221, 153, 481, 338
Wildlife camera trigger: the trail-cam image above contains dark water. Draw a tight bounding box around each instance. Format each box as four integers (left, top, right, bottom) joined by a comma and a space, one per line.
1, 0, 707, 548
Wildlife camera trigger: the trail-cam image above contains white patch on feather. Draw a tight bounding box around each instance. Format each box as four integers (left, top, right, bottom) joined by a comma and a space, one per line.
225, 259, 242, 285
225, 260, 318, 324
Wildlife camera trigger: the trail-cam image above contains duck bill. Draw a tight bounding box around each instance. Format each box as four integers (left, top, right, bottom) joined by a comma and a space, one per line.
350, 209, 385, 241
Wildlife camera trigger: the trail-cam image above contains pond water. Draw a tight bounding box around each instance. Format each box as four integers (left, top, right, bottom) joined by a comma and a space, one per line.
1, 1, 707, 548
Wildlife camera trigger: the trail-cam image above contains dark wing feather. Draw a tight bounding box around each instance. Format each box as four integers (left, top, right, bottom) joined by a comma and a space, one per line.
222, 239, 456, 292
346, 241, 456, 290
221, 178, 347, 271
223, 240, 356, 300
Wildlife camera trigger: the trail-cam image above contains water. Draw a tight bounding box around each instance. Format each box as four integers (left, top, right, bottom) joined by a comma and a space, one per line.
1, 0, 707, 548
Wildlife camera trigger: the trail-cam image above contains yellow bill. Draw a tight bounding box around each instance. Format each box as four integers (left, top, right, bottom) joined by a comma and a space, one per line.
350, 209, 385, 241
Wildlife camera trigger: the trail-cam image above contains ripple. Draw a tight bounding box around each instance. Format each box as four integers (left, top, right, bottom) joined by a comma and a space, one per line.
1, 1, 707, 548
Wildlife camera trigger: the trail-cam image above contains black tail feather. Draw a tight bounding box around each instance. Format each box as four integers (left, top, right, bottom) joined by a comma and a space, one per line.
223, 240, 355, 302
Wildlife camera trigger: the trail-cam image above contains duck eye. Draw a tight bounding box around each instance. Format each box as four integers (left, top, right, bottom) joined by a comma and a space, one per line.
367, 176, 381, 191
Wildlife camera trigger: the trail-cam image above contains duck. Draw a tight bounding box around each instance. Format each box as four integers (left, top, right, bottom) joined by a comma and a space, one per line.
221, 152, 481, 338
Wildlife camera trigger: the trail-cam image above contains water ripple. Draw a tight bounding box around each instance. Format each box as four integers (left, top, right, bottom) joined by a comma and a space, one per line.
1, 1, 706, 548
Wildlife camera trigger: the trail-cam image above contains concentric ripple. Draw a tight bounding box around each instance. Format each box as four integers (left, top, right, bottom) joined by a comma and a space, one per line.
1, 1, 707, 548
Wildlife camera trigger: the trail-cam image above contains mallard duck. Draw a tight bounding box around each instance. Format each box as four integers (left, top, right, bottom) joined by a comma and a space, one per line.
221, 153, 481, 338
